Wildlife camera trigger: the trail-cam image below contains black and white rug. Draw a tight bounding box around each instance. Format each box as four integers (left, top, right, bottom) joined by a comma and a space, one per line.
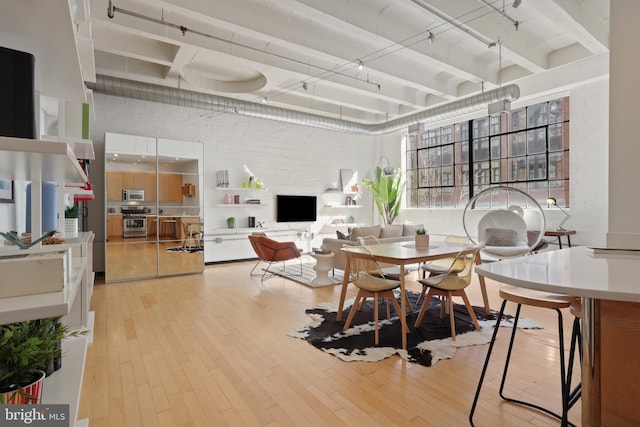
167, 246, 203, 254
267, 262, 344, 288
290, 291, 539, 367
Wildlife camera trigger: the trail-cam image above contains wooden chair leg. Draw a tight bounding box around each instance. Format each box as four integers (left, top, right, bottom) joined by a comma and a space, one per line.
447, 291, 456, 341
460, 290, 481, 331
414, 288, 436, 328
344, 293, 364, 331
373, 293, 380, 345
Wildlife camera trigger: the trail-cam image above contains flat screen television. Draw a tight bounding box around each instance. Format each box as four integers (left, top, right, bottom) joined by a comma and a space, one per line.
276, 195, 317, 222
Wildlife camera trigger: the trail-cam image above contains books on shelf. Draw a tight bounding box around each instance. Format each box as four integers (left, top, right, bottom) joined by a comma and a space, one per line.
246, 199, 261, 204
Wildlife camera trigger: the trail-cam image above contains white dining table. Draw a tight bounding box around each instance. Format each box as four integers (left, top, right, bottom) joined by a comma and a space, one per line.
475, 246, 640, 427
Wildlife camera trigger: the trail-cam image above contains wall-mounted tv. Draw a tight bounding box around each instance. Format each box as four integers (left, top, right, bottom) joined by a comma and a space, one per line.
276, 195, 317, 222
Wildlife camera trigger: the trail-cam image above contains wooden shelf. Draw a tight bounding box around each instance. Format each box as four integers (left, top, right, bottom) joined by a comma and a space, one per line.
0, 136, 88, 184
215, 187, 268, 191
42, 336, 89, 427
215, 204, 268, 208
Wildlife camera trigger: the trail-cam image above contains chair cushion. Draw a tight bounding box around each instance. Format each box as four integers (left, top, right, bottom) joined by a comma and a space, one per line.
484, 228, 519, 246
354, 275, 400, 292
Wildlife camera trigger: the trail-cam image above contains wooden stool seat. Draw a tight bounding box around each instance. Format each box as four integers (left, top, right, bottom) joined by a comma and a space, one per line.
499, 285, 575, 309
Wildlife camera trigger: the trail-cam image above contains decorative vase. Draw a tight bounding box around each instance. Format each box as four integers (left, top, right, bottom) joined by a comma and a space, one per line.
415, 234, 430, 249
227, 217, 236, 229
0, 370, 45, 404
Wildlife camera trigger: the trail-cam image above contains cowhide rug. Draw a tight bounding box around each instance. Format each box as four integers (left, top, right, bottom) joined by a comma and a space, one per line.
289, 291, 539, 367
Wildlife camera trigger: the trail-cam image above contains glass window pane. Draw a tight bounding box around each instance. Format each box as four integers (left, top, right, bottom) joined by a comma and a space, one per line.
473, 137, 490, 161
417, 149, 428, 168
490, 137, 501, 158
441, 126, 452, 144
442, 145, 453, 165
490, 160, 501, 183
442, 166, 453, 186
527, 103, 548, 127
528, 154, 547, 180
509, 132, 526, 156
510, 157, 527, 181
527, 128, 547, 154
474, 118, 489, 138
548, 99, 563, 124
511, 109, 526, 131
549, 152, 565, 179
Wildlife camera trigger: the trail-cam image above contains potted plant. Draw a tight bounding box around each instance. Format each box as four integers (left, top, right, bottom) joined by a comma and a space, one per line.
0, 317, 84, 404
64, 204, 79, 235
362, 166, 405, 226
415, 227, 429, 249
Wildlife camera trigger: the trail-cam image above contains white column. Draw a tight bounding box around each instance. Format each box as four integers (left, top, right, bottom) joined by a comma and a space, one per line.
607, 1, 640, 249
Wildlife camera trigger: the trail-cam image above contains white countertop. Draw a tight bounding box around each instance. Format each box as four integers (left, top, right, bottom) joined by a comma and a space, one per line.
475, 246, 640, 303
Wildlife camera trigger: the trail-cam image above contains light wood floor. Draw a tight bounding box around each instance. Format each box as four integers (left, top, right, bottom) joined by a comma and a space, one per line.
79, 260, 582, 426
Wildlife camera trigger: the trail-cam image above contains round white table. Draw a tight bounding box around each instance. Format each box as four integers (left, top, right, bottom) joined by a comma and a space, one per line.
475, 246, 640, 426
310, 252, 335, 285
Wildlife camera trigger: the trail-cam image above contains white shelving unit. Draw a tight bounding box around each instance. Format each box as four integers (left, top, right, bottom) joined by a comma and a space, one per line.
42, 337, 89, 426
215, 204, 269, 208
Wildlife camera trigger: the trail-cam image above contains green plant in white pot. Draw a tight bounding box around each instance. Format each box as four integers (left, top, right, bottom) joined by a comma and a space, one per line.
64, 205, 79, 235
0, 317, 84, 404
362, 166, 405, 226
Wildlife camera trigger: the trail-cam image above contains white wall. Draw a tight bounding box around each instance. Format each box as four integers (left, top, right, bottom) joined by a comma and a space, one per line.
89, 93, 402, 269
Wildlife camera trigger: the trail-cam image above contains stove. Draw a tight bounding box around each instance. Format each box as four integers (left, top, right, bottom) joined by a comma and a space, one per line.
121, 206, 148, 238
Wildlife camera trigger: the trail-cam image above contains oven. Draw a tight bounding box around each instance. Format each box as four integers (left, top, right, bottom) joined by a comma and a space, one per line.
121, 206, 148, 238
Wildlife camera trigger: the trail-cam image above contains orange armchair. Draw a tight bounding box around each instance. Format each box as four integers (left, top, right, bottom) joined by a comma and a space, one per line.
248, 234, 303, 282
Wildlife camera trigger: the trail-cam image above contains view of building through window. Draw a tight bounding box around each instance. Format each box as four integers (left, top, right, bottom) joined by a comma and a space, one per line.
405, 97, 570, 209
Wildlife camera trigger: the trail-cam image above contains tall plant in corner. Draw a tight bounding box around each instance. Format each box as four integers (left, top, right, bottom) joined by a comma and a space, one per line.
362, 166, 405, 226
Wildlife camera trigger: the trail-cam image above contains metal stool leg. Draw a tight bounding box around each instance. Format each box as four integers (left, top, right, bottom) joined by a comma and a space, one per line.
470, 302, 580, 427
469, 299, 508, 426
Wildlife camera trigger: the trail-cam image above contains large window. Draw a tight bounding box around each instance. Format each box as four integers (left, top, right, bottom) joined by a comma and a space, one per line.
406, 97, 570, 208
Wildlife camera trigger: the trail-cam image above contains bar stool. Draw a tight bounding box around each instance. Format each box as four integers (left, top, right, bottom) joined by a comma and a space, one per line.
148, 217, 158, 242
160, 218, 177, 240
469, 285, 580, 427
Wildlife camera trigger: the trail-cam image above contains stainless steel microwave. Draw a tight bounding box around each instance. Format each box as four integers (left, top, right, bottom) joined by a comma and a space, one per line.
122, 189, 145, 201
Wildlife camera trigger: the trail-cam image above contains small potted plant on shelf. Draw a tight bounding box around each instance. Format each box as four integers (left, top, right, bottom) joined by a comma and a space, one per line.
0, 317, 85, 404
415, 227, 429, 249
64, 205, 80, 235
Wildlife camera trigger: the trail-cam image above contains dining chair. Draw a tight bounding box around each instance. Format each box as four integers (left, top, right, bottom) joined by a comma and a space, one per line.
418, 235, 469, 304
343, 249, 403, 345
181, 221, 202, 250
413, 246, 482, 341
356, 235, 413, 312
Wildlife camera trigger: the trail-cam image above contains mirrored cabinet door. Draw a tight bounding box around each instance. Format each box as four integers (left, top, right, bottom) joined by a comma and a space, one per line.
105, 133, 204, 283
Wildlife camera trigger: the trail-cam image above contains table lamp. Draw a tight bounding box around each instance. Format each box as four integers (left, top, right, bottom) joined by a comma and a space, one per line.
546, 197, 570, 231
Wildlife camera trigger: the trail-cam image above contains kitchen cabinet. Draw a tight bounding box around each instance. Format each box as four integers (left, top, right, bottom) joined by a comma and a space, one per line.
107, 214, 123, 238
106, 171, 123, 201
122, 171, 145, 190
158, 173, 183, 202
145, 172, 157, 202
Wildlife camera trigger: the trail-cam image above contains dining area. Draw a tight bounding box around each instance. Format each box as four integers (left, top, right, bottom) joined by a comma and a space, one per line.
330, 234, 640, 427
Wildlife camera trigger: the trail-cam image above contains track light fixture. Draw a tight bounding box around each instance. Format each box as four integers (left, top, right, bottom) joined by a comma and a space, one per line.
513, 0, 522, 8
427, 31, 435, 44
357, 60, 364, 71
262, 97, 267, 103
302, 82, 307, 91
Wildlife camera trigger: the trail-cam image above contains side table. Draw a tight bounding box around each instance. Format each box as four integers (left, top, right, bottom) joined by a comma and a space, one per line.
544, 229, 576, 249
310, 252, 336, 285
